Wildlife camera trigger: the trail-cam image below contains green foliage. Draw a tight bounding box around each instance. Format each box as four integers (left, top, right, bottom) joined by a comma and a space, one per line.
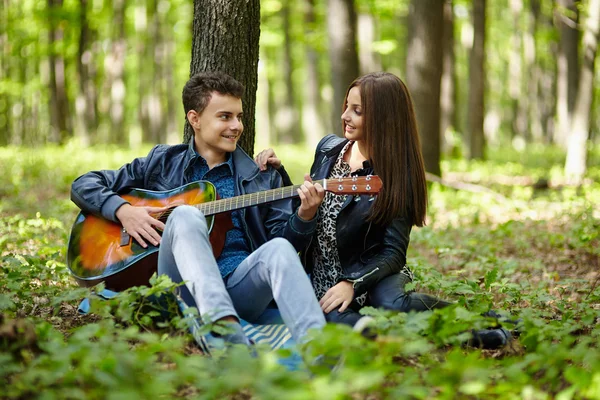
1, 144, 600, 398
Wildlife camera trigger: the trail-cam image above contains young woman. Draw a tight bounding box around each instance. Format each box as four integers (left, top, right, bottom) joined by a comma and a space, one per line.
255, 72, 453, 327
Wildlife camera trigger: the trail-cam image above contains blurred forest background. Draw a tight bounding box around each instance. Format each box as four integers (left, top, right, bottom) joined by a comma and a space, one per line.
2, 2, 600, 397
1, 0, 599, 183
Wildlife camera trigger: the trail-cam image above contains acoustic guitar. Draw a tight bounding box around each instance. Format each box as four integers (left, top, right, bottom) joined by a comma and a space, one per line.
67, 176, 382, 291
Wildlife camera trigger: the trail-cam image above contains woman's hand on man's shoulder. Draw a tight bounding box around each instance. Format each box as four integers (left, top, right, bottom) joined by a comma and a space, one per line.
254, 148, 281, 171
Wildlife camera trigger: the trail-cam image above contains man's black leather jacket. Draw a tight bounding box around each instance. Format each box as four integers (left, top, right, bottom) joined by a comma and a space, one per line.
282, 134, 412, 297
70, 138, 318, 252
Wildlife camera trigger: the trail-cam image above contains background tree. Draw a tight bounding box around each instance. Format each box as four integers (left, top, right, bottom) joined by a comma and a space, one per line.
565, 0, 600, 183
468, 0, 486, 160
440, 0, 458, 155
327, 0, 359, 136
302, 0, 326, 148
184, 0, 260, 155
555, 0, 580, 148
406, 0, 444, 176
47, 0, 71, 144
74, 0, 97, 147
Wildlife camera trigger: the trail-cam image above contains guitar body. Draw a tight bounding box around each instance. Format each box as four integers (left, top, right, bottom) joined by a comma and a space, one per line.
67, 175, 382, 292
67, 181, 233, 291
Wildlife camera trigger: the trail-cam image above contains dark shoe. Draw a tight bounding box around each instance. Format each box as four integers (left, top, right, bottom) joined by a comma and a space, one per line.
467, 327, 512, 349
482, 310, 523, 337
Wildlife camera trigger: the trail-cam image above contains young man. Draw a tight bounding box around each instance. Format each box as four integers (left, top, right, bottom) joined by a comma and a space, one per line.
70, 71, 326, 347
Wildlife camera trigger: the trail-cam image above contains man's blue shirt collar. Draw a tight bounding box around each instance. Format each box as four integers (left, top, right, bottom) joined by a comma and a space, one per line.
193, 150, 235, 175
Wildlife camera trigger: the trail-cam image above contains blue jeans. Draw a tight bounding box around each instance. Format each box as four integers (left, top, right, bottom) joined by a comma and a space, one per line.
326, 272, 452, 326
157, 206, 325, 342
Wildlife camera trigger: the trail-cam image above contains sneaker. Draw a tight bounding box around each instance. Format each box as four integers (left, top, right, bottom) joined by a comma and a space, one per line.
353, 316, 377, 340
482, 310, 523, 337
178, 298, 252, 355
467, 327, 512, 349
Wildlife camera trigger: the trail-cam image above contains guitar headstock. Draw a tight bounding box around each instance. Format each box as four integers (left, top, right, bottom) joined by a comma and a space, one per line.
324, 175, 382, 195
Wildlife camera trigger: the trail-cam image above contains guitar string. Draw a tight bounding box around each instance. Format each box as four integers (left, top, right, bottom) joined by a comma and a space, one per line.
150, 177, 377, 222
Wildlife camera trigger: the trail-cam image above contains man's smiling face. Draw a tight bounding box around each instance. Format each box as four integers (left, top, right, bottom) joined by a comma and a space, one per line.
191, 92, 244, 159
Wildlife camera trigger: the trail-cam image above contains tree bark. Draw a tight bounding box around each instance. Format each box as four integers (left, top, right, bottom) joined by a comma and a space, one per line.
108, 0, 127, 145
47, 0, 72, 144
528, 0, 543, 142
540, 8, 557, 143
555, 0, 580, 147
186, 0, 260, 156
406, 0, 444, 176
440, 0, 457, 155
468, 0, 486, 160
140, 0, 162, 144
327, 0, 359, 136
75, 0, 97, 147
565, 0, 600, 183
277, 0, 300, 143
150, 0, 166, 144
509, 0, 527, 141
0, 0, 9, 145
302, 0, 325, 148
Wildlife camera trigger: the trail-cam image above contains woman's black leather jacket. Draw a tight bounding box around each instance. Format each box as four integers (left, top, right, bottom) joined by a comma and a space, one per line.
282, 134, 412, 297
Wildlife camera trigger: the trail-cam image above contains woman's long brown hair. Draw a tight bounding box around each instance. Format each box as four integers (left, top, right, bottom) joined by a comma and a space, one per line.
344, 72, 427, 227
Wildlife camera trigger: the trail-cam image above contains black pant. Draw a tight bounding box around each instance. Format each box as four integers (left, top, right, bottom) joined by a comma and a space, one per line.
325, 272, 452, 326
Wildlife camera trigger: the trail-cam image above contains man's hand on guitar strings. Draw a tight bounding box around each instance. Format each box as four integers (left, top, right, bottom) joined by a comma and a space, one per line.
115, 204, 167, 248
297, 174, 325, 221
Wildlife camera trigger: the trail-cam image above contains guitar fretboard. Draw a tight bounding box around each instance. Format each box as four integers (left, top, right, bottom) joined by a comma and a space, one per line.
196, 180, 327, 216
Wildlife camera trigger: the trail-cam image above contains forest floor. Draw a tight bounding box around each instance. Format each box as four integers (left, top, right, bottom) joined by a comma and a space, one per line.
1, 144, 599, 399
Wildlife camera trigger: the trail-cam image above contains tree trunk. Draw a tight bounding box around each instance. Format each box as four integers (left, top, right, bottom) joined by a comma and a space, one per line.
150, 0, 166, 144
75, 0, 97, 147
276, 0, 300, 144
528, 0, 543, 142
555, 0, 580, 147
540, 7, 557, 143
358, 13, 381, 74
509, 0, 527, 142
468, 0, 486, 160
327, 0, 359, 136
440, 0, 457, 155
0, 0, 9, 145
107, 0, 127, 145
406, 0, 444, 176
47, 0, 71, 144
135, 1, 148, 146
186, 0, 260, 155
565, 0, 600, 183
140, 0, 162, 144
302, 0, 326, 148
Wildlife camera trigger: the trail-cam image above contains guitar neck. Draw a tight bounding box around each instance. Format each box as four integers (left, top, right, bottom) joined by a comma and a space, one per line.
196, 180, 327, 216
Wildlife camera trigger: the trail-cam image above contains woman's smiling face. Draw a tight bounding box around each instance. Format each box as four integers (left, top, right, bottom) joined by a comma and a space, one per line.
341, 86, 363, 141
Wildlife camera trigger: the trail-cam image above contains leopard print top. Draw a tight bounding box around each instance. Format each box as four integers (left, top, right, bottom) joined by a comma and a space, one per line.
311, 141, 369, 306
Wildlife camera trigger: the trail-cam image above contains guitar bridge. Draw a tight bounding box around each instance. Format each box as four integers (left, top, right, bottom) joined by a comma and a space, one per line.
120, 228, 131, 247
